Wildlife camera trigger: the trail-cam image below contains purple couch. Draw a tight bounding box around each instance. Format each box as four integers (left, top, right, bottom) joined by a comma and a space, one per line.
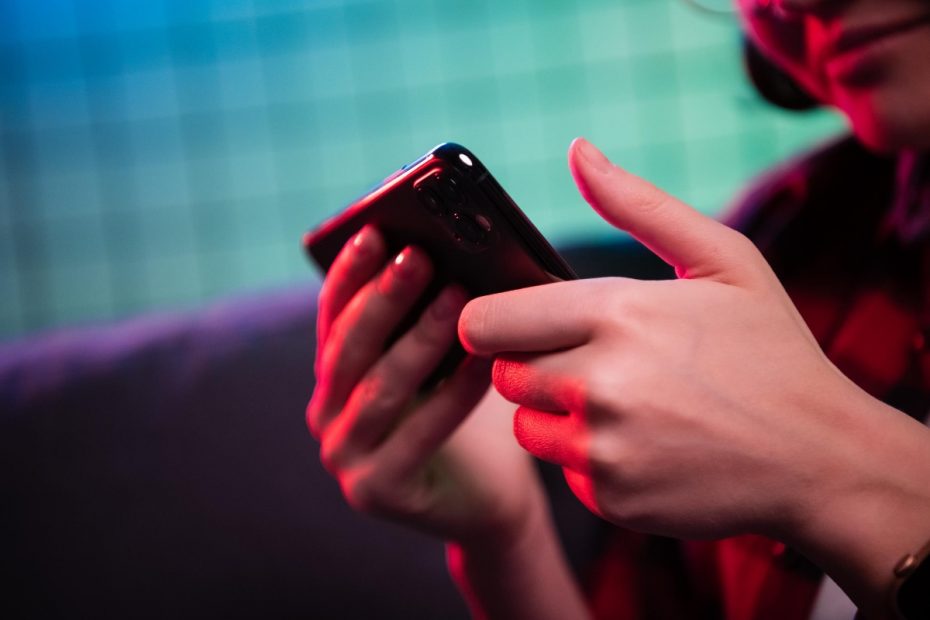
0, 242, 670, 619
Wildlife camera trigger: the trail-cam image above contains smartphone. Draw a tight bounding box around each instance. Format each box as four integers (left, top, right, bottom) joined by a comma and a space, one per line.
303, 142, 577, 384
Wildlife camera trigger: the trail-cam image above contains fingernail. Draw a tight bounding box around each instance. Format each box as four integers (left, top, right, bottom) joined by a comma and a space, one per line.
575, 137, 612, 174
392, 247, 417, 279
352, 227, 372, 257
431, 286, 465, 320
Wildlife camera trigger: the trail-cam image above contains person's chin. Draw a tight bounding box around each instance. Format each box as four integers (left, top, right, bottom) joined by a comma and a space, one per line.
853, 117, 930, 155
850, 120, 907, 155
837, 88, 930, 154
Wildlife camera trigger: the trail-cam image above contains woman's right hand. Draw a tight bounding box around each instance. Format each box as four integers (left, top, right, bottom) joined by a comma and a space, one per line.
306, 226, 546, 546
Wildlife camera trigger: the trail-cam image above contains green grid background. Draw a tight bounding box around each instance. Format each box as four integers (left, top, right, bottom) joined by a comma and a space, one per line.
0, 0, 844, 341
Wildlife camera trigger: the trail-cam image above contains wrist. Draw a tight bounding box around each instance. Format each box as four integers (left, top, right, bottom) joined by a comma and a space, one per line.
449, 485, 552, 564
781, 387, 930, 618
446, 485, 591, 620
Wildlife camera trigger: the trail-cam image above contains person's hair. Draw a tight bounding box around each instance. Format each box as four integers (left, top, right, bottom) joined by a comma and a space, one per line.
742, 38, 819, 111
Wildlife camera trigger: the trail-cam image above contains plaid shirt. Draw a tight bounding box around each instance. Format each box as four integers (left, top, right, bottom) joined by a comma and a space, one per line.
588, 136, 930, 620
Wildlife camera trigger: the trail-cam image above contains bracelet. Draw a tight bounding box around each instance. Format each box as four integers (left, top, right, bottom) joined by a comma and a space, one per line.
889, 537, 930, 620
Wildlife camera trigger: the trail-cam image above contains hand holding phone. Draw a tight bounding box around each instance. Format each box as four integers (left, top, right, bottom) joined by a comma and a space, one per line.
306, 221, 548, 547
304, 142, 576, 385
303, 142, 573, 548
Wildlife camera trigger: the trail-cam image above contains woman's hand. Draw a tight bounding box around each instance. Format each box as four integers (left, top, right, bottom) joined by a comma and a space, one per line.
308, 228, 592, 619
458, 138, 930, 615
307, 227, 545, 547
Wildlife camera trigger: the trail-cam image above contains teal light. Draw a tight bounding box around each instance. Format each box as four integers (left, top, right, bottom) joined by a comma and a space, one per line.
0, 0, 843, 340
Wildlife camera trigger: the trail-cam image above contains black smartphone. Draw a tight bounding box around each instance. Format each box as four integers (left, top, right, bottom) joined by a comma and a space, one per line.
303, 142, 577, 384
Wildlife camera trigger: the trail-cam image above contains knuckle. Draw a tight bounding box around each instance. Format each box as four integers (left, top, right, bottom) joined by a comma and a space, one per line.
586, 432, 625, 477
318, 437, 344, 475
598, 284, 645, 332
725, 228, 760, 259
357, 373, 407, 414
631, 182, 673, 217
607, 479, 659, 528
305, 395, 321, 439
343, 340, 376, 373
341, 474, 383, 515
411, 315, 451, 350
328, 319, 377, 372
585, 435, 611, 472
318, 324, 344, 377
326, 311, 352, 349
603, 494, 649, 528
585, 372, 653, 432
375, 385, 407, 416
725, 229, 770, 273
318, 446, 335, 475
584, 369, 628, 416
727, 227, 755, 251
306, 384, 337, 440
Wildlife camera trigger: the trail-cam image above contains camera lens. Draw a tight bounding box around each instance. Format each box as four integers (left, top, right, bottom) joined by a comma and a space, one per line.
452, 211, 486, 244
416, 186, 445, 215
474, 214, 492, 232
439, 174, 466, 207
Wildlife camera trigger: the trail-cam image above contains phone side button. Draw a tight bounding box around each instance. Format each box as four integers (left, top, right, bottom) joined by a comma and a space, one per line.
381, 168, 405, 184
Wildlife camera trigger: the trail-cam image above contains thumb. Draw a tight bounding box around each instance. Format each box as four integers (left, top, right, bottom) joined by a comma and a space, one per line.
569, 137, 756, 283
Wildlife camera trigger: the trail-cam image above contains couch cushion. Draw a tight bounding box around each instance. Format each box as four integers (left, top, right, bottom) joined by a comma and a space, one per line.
0, 285, 472, 619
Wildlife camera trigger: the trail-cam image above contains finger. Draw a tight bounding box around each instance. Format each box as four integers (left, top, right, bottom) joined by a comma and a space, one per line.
377, 355, 492, 479
568, 137, 759, 284
326, 284, 469, 459
317, 226, 387, 356
311, 246, 434, 435
491, 353, 584, 413
512, 405, 586, 470
458, 280, 600, 357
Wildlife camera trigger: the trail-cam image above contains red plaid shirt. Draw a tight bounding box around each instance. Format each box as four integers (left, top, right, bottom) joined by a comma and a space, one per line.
589, 137, 930, 620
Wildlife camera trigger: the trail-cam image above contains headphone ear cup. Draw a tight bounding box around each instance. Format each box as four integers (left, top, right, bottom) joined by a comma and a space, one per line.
742, 37, 820, 111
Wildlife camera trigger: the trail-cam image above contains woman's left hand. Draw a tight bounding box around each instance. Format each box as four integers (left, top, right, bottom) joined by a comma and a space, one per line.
458, 138, 930, 551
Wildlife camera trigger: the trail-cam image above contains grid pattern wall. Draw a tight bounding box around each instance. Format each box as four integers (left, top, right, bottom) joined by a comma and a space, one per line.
0, 0, 844, 341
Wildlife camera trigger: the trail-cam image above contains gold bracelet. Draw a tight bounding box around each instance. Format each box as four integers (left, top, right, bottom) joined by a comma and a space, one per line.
889, 537, 930, 620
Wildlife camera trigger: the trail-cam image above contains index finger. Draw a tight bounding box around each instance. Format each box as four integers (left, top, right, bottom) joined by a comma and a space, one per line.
457, 280, 599, 356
